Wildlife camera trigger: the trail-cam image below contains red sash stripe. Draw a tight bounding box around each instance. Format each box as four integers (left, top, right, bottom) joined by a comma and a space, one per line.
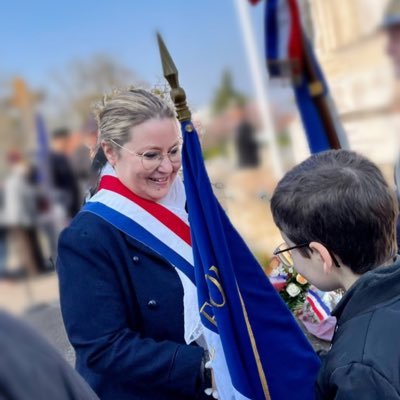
98, 175, 192, 246
307, 296, 324, 322
288, 0, 303, 74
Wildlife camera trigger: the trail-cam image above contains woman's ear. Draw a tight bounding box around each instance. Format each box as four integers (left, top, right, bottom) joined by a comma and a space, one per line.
101, 141, 117, 167
309, 242, 333, 274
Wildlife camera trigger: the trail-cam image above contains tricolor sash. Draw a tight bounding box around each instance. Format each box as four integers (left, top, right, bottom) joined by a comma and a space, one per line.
306, 289, 331, 322
82, 165, 202, 344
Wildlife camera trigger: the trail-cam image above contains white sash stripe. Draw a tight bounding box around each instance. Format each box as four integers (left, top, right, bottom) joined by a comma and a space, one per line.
89, 189, 194, 265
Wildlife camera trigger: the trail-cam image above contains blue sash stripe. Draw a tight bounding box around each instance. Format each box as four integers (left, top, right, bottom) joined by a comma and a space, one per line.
308, 289, 331, 316
83, 202, 196, 284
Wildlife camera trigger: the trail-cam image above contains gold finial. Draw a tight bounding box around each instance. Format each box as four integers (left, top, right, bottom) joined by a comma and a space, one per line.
157, 33, 191, 122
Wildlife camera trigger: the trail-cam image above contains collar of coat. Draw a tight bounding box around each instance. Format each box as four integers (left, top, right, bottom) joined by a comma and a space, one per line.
332, 256, 400, 324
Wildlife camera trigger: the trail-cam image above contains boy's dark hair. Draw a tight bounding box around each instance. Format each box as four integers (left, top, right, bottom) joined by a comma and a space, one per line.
271, 150, 398, 274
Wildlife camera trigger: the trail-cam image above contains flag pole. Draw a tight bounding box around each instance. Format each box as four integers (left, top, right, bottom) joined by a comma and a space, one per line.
300, 34, 342, 149
157, 33, 192, 123
233, 0, 284, 179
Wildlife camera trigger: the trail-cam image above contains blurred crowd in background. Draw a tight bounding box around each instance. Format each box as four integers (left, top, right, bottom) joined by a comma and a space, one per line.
0, 115, 97, 278
0, 73, 268, 279
0, 0, 399, 289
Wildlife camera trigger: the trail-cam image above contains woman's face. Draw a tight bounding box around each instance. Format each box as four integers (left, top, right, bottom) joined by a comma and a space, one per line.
103, 118, 181, 202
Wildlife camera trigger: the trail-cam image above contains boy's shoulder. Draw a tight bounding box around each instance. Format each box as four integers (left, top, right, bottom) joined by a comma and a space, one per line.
317, 298, 400, 398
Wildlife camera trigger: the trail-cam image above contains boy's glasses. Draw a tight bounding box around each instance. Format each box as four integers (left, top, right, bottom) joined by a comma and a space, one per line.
273, 242, 341, 268
109, 139, 182, 170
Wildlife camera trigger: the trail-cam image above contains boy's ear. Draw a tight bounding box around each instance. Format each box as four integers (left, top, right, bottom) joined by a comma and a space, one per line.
309, 242, 333, 274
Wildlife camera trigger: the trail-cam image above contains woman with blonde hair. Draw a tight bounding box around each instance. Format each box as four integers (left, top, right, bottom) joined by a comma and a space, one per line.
57, 88, 211, 400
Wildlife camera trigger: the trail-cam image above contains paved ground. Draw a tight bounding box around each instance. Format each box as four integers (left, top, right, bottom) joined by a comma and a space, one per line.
24, 301, 75, 365
0, 272, 59, 314
0, 273, 75, 365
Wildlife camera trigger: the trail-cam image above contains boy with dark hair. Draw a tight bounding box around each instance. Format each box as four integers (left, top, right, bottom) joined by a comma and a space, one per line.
271, 149, 400, 399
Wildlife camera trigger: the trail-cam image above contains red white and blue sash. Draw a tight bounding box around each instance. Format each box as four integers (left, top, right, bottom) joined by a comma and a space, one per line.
82, 164, 202, 344
306, 289, 331, 322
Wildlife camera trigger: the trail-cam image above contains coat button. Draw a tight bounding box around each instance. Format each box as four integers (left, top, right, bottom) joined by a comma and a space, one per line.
132, 256, 140, 263
147, 300, 158, 309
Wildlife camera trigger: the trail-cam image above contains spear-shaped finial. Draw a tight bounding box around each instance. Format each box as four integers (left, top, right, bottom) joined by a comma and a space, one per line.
157, 33, 191, 122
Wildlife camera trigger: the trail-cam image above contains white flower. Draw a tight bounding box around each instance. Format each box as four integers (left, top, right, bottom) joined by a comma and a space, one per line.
270, 268, 280, 277
286, 283, 301, 297
288, 267, 294, 274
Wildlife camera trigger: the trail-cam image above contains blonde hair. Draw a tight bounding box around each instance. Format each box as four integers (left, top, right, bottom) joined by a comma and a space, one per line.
93, 88, 175, 153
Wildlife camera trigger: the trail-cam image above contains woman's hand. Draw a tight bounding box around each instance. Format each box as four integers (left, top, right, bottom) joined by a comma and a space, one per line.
204, 360, 219, 399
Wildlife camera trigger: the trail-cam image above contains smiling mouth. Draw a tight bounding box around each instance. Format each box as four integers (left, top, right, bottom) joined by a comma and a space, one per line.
149, 177, 169, 183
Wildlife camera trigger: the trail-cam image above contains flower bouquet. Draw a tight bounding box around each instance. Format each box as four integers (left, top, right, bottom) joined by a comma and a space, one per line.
268, 256, 309, 315
268, 256, 341, 341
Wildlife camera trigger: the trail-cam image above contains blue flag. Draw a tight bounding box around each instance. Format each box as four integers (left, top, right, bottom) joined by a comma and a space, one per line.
181, 120, 321, 399
264, 0, 348, 153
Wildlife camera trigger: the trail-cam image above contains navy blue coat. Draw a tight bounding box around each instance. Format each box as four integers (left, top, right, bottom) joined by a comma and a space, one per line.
57, 211, 205, 400
316, 258, 400, 399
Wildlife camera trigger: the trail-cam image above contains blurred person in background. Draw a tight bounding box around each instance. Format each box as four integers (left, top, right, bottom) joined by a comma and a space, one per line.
69, 116, 99, 199
3, 150, 46, 276
50, 128, 82, 220
35, 128, 82, 263
233, 101, 260, 169
57, 89, 212, 400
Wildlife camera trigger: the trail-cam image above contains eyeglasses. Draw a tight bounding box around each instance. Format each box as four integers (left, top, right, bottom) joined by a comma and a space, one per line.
109, 139, 182, 170
273, 242, 341, 268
